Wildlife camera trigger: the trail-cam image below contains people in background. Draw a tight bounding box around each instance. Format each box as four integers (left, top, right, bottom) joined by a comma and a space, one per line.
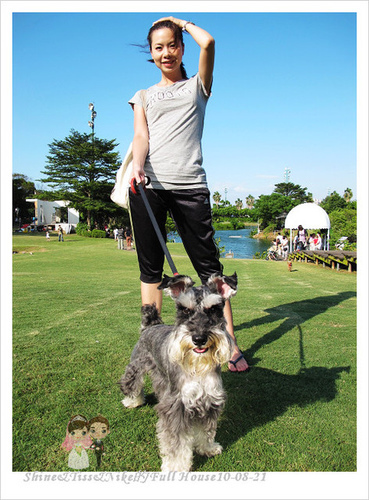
314, 232, 322, 250
117, 227, 124, 250
297, 225, 307, 250
281, 235, 289, 259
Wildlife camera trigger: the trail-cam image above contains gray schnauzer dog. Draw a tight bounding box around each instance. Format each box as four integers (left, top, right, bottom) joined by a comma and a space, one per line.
120, 272, 237, 472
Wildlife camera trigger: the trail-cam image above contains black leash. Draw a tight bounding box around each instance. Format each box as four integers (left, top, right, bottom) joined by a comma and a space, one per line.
130, 177, 179, 276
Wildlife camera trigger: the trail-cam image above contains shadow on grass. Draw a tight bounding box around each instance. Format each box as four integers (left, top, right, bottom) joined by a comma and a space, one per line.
207, 291, 356, 459
216, 364, 350, 453
236, 291, 356, 365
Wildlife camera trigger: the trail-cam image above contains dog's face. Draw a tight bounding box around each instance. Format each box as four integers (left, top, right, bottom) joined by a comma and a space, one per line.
159, 274, 237, 374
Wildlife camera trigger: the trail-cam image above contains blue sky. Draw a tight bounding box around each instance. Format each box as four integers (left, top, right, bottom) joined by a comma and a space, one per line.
7, 6, 362, 207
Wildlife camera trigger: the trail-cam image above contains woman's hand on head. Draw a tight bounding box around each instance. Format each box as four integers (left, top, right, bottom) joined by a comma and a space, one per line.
152, 16, 185, 29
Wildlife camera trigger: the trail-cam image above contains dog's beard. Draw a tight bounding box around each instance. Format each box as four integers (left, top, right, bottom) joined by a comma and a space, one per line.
168, 327, 234, 376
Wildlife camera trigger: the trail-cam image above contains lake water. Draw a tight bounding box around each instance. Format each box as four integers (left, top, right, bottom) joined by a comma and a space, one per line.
169, 227, 270, 260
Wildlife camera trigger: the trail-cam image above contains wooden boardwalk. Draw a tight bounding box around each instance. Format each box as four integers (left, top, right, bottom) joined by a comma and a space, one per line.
288, 249, 357, 272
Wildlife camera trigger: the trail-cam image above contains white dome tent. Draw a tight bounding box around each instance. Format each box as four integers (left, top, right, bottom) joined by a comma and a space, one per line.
284, 203, 331, 251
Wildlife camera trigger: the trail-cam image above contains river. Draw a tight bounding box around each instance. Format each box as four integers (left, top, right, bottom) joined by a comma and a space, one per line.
169, 227, 270, 260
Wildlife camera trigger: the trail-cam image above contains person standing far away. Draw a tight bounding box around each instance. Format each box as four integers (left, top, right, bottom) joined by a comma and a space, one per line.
58, 225, 64, 242
297, 224, 307, 249
117, 227, 124, 250
128, 16, 249, 372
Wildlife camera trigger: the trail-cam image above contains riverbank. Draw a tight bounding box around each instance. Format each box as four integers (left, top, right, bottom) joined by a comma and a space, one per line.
252, 230, 275, 241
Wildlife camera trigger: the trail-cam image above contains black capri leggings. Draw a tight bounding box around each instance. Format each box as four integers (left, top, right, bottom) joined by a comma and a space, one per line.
129, 188, 223, 284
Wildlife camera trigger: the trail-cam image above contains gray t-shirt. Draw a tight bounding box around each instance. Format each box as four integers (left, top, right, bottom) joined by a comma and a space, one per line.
129, 73, 209, 190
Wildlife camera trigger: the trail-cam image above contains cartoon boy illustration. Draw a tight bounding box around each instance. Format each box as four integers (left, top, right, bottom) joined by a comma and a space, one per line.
88, 415, 110, 468
61, 415, 92, 470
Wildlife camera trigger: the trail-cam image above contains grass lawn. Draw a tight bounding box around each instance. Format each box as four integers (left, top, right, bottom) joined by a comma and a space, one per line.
12, 232, 357, 472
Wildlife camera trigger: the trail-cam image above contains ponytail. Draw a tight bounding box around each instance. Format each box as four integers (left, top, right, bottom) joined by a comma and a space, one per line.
180, 62, 188, 79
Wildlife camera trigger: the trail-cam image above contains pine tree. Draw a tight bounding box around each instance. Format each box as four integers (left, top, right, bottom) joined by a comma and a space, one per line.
40, 129, 121, 228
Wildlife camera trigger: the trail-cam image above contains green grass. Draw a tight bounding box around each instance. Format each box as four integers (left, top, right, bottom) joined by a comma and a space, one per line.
12, 232, 356, 472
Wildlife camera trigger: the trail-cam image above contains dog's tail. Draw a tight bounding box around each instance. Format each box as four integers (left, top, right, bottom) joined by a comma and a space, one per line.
141, 304, 163, 329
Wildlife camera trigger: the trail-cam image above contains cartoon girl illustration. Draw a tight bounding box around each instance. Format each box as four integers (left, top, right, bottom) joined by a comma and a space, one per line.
61, 415, 92, 469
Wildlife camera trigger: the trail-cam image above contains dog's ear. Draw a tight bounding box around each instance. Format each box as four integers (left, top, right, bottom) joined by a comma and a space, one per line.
207, 273, 238, 300
158, 274, 195, 298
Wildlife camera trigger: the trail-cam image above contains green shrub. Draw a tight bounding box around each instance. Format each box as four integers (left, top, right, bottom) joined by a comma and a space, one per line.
91, 229, 106, 238
264, 223, 277, 234
76, 222, 89, 235
76, 225, 105, 238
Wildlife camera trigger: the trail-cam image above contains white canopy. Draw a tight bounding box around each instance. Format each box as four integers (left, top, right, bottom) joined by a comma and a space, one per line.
285, 203, 330, 250
285, 203, 330, 229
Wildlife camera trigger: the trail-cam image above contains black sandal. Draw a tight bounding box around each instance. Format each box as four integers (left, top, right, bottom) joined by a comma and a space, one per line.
228, 353, 250, 372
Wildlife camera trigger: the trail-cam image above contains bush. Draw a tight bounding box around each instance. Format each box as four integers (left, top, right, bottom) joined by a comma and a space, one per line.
253, 251, 268, 260
212, 217, 246, 230
76, 222, 89, 235
91, 229, 106, 238
76, 225, 107, 239
329, 208, 357, 245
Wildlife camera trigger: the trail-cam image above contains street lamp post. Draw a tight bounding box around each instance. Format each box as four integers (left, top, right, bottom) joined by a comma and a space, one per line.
88, 103, 97, 229
88, 102, 97, 139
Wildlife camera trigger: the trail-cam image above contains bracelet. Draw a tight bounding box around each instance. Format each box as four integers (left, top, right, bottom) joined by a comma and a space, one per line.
182, 21, 195, 32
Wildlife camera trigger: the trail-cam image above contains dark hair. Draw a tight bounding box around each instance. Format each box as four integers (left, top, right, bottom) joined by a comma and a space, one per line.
89, 415, 110, 430
147, 20, 188, 79
67, 415, 89, 433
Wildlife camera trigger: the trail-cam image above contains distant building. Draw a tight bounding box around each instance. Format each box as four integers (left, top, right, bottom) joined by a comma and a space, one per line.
26, 199, 79, 233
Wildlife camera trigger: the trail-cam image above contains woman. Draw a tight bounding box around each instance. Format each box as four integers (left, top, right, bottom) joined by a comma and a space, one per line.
297, 225, 307, 249
281, 235, 289, 260
128, 17, 248, 372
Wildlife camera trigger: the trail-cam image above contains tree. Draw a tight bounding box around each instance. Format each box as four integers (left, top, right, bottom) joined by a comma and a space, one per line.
246, 195, 255, 209
13, 174, 36, 225
252, 182, 313, 231
40, 130, 121, 228
343, 187, 353, 203
273, 182, 313, 203
320, 191, 346, 214
235, 198, 243, 210
219, 199, 231, 207
329, 207, 357, 246
212, 191, 221, 208
253, 193, 296, 230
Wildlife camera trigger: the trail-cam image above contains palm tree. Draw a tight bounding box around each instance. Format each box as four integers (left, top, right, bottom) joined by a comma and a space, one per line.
343, 188, 353, 203
235, 198, 243, 210
246, 195, 255, 209
213, 191, 221, 208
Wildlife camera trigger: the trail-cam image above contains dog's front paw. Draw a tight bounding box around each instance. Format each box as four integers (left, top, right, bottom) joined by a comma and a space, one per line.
197, 441, 223, 457
121, 391, 145, 408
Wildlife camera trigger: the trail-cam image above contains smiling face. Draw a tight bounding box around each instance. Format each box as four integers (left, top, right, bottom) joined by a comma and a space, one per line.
70, 426, 88, 442
89, 421, 110, 440
150, 27, 184, 80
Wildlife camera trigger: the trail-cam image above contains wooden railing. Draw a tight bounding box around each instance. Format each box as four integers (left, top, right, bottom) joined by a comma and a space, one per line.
288, 250, 357, 272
